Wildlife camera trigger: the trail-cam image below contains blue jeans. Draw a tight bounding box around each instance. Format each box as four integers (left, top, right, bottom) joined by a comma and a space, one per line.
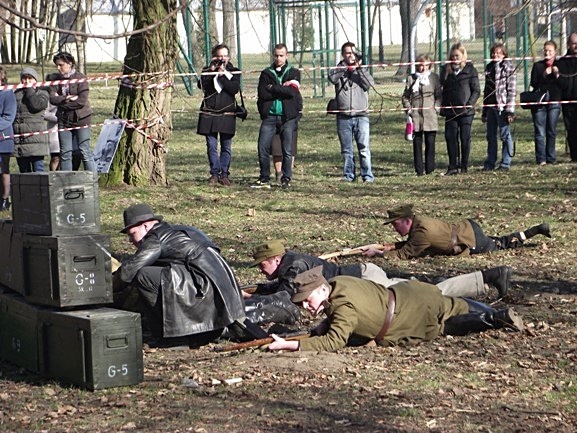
484, 108, 514, 169
336, 114, 373, 181
17, 156, 45, 172
532, 103, 560, 163
257, 116, 297, 182
205, 132, 233, 177
59, 127, 96, 172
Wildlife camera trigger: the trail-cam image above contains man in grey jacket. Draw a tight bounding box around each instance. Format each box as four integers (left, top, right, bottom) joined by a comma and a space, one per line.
328, 42, 375, 182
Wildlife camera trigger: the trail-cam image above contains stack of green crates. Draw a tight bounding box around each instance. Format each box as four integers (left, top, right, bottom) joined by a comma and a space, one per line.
0, 172, 143, 390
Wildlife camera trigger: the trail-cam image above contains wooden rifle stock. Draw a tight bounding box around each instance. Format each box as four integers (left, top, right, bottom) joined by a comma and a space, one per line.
214, 332, 310, 353
318, 243, 387, 260
240, 284, 258, 294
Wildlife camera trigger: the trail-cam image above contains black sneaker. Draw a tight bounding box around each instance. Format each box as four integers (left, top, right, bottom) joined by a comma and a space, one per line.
250, 179, 271, 189
281, 179, 291, 189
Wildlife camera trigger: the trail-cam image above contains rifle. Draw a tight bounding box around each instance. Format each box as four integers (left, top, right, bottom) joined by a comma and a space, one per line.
214, 331, 310, 352
318, 243, 388, 260
240, 284, 258, 294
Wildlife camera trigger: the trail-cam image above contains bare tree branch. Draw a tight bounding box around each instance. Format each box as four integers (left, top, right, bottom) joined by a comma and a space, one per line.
0, 0, 186, 40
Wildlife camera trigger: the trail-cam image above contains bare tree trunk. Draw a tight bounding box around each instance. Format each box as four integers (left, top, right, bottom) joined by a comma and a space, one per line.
397, 0, 414, 76
75, 0, 88, 73
208, 0, 218, 47
222, 0, 236, 57
105, 0, 178, 186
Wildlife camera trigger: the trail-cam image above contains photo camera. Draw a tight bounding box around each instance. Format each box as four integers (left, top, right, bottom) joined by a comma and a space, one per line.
212, 58, 226, 66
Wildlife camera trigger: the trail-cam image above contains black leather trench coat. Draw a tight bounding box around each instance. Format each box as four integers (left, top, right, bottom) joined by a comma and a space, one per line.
115, 222, 246, 337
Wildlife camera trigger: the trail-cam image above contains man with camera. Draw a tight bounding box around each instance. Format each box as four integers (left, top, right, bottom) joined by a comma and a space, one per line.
328, 41, 375, 183
197, 43, 241, 186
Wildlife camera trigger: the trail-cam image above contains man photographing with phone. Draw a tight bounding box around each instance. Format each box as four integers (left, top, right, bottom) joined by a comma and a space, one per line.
328, 41, 375, 183
197, 43, 241, 186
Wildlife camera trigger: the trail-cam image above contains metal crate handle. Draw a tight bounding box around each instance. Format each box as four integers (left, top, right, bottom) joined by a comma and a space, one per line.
64, 188, 85, 201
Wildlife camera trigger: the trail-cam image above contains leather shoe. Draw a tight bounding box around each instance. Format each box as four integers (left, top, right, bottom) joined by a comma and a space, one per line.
492, 266, 512, 298
538, 222, 551, 238
494, 308, 524, 332
444, 168, 459, 176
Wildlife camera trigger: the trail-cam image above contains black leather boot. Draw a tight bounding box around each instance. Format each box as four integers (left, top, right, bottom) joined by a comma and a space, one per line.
443, 299, 524, 336
522, 222, 551, 239
481, 266, 512, 298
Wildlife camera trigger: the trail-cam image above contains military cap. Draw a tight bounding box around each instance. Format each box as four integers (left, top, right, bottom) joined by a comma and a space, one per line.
291, 266, 329, 303
382, 204, 414, 225
250, 239, 286, 267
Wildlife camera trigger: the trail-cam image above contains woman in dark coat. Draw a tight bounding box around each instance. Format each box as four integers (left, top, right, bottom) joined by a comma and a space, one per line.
440, 42, 480, 175
0, 66, 17, 211
529, 40, 562, 165
197, 44, 240, 186
13, 67, 50, 173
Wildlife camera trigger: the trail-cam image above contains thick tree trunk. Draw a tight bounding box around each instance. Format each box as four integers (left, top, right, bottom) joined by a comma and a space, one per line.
396, 0, 413, 76
105, 0, 178, 186
222, 0, 236, 57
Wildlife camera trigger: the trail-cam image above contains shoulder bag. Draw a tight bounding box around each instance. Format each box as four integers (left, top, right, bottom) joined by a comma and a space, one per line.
520, 89, 549, 109
235, 89, 248, 120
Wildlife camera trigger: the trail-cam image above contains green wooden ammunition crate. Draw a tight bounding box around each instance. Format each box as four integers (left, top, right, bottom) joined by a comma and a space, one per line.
39, 308, 143, 390
20, 234, 113, 307
0, 290, 45, 373
11, 171, 101, 236
0, 220, 25, 292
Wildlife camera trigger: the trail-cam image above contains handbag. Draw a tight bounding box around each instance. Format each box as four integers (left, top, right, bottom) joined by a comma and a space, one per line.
326, 98, 338, 114
520, 89, 549, 109
235, 89, 248, 120
405, 114, 414, 141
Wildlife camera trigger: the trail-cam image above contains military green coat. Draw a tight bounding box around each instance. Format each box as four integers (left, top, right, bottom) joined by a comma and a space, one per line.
389, 215, 477, 259
298, 277, 469, 352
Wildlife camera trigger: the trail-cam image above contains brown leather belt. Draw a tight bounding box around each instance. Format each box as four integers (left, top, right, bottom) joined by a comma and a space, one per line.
375, 289, 396, 342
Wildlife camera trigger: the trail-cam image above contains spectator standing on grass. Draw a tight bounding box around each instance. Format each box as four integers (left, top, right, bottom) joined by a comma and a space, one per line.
555, 32, 577, 162
0, 66, 17, 211
402, 54, 441, 176
529, 40, 561, 166
44, 73, 62, 171
252, 43, 302, 189
49, 51, 96, 172
440, 42, 480, 175
481, 43, 516, 171
197, 43, 240, 186
328, 41, 375, 183
13, 67, 49, 173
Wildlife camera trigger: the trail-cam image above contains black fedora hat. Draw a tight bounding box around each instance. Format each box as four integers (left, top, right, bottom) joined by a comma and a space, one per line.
120, 203, 163, 233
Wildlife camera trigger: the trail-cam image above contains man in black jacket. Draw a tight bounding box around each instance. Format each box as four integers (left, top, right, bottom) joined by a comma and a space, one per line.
252, 43, 302, 189
556, 32, 577, 162
197, 43, 240, 186
113, 203, 258, 347
248, 240, 512, 300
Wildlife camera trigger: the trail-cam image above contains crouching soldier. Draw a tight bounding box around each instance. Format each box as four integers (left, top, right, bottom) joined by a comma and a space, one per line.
113, 203, 264, 347
268, 266, 523, 352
